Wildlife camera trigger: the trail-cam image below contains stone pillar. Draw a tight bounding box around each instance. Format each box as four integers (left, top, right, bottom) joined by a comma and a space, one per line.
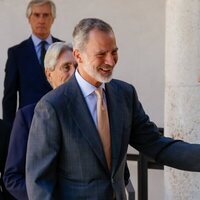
165, 0, 200, 199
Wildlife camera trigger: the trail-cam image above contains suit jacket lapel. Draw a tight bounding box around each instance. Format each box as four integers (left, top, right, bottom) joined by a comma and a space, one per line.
64, 76, 109, 173
106, 82, 125, 175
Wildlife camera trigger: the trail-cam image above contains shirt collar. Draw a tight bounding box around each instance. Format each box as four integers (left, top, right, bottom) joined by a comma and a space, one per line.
31, 34, 53, 47
75, 69, 105, 98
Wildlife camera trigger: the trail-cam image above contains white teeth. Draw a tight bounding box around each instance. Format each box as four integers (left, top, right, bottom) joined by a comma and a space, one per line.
100, 68, 111, 71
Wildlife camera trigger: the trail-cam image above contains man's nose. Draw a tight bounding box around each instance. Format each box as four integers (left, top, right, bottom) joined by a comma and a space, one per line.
105, 54, 116, 66
38, 15, 46, 23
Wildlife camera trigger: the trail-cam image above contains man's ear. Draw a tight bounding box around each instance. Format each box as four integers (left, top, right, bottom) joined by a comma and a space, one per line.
51, 18, 54, 25
28, 16, 31, 24
73, 49, 83, 64
45, 69, 52, 84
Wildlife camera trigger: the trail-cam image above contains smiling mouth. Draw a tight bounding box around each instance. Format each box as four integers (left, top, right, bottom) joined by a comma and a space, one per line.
98, 67, 113, 75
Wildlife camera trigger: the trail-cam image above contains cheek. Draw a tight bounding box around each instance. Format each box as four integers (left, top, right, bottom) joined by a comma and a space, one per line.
70, 69, 75, 75
47, 19, 54, 27
67, 69, 75, 77
64, 70, 74, 81
52, 72, 60, 82
91, 59, 102, 68
60, 72, 69, 81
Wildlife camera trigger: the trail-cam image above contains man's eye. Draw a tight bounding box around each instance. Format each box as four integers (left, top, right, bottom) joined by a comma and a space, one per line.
43, 13, 50, 18
33, 13, 40, 18
96, 53, 106, 58
62, 64, 70, 72
112, 51, 118, 55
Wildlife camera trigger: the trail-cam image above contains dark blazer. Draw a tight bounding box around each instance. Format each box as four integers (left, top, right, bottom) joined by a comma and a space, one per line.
0, 119, 14, 200
26, 76, 200, 200
3, 102, 129, 199
2, 36, 61, 125
3, 104, 36, 200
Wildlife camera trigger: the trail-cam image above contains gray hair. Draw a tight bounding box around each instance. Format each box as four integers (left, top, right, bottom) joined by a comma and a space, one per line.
26, 0, 56, 19
44, 42, 73, 71
72, 18, 114, 52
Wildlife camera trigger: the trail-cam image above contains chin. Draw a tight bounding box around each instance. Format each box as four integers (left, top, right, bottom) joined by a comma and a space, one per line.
97, 75, 112, 83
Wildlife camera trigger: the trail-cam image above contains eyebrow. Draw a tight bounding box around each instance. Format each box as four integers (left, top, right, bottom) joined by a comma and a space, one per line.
112, 47, 119, 53
96, 47, 119, 54
32, 12, 51, 16
60, 62, 74, 67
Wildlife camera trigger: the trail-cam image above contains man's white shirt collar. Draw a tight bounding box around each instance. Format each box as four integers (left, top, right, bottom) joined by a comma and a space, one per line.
31, 34, 53, 47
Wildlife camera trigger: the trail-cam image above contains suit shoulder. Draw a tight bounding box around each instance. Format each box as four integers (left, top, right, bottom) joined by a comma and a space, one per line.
8, 38, 30, 52
52, 36, 63, 42
9, 38, 30, 49
16, 103, 36, 123
109, 79, 139, 102
110, 79, 137, 93
39, 83, 66, 104
20, 103, 36, 114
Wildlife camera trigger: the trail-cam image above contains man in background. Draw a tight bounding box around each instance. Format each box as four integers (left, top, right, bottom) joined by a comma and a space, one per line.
3, 42, 76, 200
2, 0, 61, 125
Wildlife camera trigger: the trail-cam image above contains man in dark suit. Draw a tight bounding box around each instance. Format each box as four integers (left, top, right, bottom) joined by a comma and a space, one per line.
2, 0, 61, 125
26, 18, 200, 200
3, 42, 76, 200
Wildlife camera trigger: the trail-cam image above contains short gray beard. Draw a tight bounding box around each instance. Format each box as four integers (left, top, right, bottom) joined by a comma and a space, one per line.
82, 63, 113, 84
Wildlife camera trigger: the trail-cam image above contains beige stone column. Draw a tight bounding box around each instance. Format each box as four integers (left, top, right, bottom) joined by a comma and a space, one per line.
165, 0, 200, 199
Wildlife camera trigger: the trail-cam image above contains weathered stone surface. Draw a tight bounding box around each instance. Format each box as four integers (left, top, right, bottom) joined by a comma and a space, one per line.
165, 0, 200, 199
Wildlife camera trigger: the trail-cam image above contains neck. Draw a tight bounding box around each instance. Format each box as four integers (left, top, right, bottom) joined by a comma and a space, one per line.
33, 33, 50, 40
77, 67, 102, 87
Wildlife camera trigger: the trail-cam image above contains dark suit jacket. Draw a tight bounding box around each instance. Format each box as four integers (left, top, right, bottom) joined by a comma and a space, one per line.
0, 119, 14, 200
3, 100, 129, 200
2, 36, 61, 125
26, 76, 200, 200
3, 104, 36, 200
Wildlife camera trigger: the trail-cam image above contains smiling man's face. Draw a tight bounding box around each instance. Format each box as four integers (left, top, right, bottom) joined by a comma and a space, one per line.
74, 29, 118, 87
